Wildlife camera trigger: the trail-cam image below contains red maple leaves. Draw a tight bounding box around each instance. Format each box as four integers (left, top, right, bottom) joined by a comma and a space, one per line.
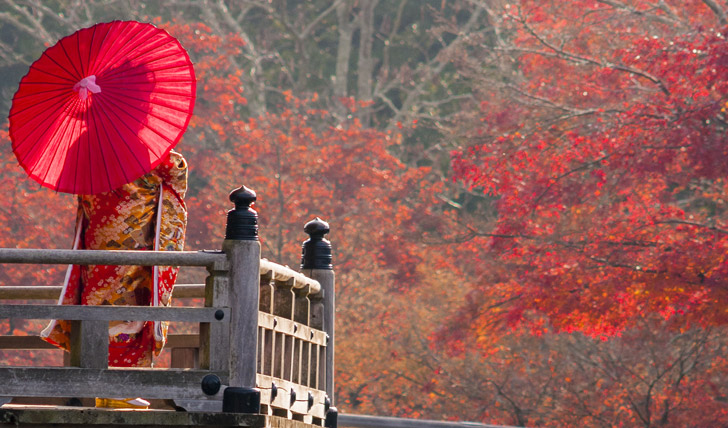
450, 1, 728, 334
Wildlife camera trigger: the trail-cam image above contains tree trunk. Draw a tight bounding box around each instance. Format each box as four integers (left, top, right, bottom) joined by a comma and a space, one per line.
356, 0, 378, 125
333, 0, 356, 117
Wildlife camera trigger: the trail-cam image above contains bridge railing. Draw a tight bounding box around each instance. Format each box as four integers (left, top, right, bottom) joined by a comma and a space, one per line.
0, 186, 336, 427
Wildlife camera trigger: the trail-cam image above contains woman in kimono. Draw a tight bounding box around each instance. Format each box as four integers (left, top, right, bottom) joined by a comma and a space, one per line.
41, 150, 188, 408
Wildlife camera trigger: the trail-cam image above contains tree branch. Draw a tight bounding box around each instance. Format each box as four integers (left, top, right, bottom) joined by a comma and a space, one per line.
510, 12, 671, 96
655, 219, 728, 235
701, 0, 728, 25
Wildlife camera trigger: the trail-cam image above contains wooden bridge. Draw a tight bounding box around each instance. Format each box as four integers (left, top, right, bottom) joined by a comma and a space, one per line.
0, 186, 337, 428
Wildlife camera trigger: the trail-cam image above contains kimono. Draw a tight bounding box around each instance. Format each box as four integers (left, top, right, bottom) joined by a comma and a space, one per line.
41, 151, 187, 367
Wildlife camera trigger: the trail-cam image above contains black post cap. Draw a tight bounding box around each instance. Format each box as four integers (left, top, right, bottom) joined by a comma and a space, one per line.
301, 217, 332, 270
325, 406, 338, 428
225, 186, 258, 241
222, 387, 261, 413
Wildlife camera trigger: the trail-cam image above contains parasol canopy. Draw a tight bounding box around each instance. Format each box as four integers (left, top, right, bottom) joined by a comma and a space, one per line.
8, 20, 196, 194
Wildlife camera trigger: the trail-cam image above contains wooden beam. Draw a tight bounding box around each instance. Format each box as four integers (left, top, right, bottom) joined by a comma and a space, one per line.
0, 305, 229, 322
0, 334, 199, 350
0, 336, 55, 349
0, 249, 225, 267
0, 405, 275, 427
0, 284, 206, 300
338, 414, 505, 428
257, 374, 327, 420
0, 367, 228, 400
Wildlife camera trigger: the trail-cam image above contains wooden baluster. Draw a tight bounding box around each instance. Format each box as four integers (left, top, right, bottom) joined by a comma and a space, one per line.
272, 276, 295, 319
259, 270, 274, 376
273, 276, 294, 381
307, 292, 322, 388
259, 269, 274, 313
294, 284, 310, 325
293, 284, 310, 385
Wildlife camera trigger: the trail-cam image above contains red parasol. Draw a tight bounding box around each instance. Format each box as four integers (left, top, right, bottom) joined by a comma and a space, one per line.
8, 21, 196, 195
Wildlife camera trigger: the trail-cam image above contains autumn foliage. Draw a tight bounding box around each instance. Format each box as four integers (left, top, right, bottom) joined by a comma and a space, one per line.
449, 1, 728, 335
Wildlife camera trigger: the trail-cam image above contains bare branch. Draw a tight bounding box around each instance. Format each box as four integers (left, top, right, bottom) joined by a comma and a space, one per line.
596, 0, 686, 27
301, 0, 344, 39
4, 1, 56, 43
380, 4, 488, 132
0, 11, 49, 45
510, 12, 671, 96
655, 219, 728, 235
701, 0, 728, 25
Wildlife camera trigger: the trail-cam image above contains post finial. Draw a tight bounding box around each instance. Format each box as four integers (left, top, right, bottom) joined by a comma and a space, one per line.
301, 217, 332, 270
225, 186, 259, 240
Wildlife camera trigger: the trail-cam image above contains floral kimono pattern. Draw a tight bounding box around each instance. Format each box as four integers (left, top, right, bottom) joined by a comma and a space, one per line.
41, 151, 187, 367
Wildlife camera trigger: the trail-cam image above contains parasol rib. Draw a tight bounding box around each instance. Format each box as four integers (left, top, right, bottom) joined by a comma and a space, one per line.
36, 98, 80, 189
91, 101, 130, 191
57, 34, 83, 82
12, 93, 75, 161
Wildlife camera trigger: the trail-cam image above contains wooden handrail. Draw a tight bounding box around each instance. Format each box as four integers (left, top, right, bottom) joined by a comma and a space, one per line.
0, 248, 226, 267
0, 262, 324, 299
0, 284, 206, 300
260, 259, 321, 294
0, 304, 229, 322
0, 334, 199, 350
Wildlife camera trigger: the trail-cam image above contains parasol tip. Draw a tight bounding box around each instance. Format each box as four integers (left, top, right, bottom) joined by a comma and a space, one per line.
73, 75, 101, 100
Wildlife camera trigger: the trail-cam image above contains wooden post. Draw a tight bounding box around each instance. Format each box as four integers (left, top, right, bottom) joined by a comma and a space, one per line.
222, 186, 261, 414
301, 218, 335, 405
69, 319, 108, 369
200, 256, 231, 371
